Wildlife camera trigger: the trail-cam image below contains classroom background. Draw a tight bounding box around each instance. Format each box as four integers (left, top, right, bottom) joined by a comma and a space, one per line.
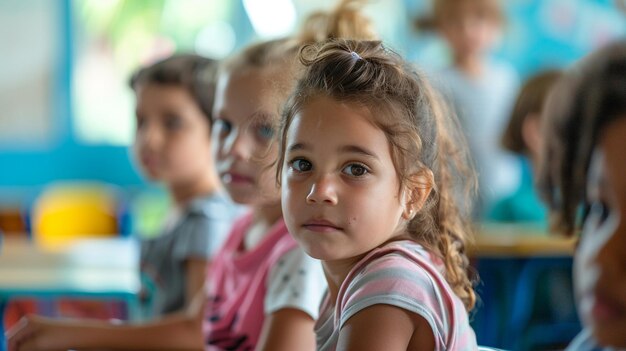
1, 0, 625, 204
0, 1, 625, 350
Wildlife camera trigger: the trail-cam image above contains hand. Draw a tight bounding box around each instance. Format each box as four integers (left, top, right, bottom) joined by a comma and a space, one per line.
7, 315, 66, 351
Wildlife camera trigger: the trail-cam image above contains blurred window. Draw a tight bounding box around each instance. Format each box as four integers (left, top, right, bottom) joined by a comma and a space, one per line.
0, 0, 60, 147
72, 0, 237, 145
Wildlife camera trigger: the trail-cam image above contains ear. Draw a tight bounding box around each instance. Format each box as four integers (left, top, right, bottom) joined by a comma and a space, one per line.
401, 169, 434, 220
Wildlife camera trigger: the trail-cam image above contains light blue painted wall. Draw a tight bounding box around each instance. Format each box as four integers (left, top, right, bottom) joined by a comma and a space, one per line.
0, 1, 143, 204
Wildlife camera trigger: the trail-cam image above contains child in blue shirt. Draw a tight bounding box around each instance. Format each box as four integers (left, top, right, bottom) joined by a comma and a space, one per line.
488, 70, 562, 224
432, 0, 520, 215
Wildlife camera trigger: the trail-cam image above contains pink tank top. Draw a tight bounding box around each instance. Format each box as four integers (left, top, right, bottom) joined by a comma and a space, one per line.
203, 213, 298, 350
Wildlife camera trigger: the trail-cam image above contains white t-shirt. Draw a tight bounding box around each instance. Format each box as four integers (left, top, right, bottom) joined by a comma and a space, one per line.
265, 246, 327, 319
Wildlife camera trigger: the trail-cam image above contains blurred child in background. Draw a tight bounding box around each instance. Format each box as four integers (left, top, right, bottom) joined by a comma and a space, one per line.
490, 69, 580, 348
129, 54, 241, 318
6, 55, 234, 329
201, 37, 323, 351
539, 40, 626, 350
278, 39, 478, 350
204, 2, 376, 349
433, 0, 520, 216
488, 69, 562, 223
7, 53, 242, 351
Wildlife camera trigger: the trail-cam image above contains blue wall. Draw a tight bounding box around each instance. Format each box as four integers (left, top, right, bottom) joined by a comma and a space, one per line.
405, 0, 626, 79
0, 0, 143, 204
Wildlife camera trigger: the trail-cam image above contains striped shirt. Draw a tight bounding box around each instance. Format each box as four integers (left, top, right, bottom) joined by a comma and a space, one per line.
315, 240, 477, 351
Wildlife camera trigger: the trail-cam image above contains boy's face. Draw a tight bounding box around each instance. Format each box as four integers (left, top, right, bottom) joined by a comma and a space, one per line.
439, 2, 501, 58
576, 117, 626, 347
211, 68, 281, 207
133, 84, 213, 185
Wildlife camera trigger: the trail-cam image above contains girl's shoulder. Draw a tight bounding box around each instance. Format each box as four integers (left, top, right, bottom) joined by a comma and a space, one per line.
339, 240, 451, 311
351, 240, 442, 278
336, 240, 476, 348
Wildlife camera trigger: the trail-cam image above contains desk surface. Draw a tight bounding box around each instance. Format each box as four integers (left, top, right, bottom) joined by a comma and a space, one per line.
0, 236, 140, 297
471, 223, 576, 258
0, 225, 575, 278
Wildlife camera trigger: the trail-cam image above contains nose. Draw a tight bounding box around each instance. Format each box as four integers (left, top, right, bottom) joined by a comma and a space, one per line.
221, 129, 252, 161
306, 174, 338, 205
139, 122, 163, 150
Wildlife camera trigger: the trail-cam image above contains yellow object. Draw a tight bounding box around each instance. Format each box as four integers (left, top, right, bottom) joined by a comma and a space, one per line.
32, 182, 119, 248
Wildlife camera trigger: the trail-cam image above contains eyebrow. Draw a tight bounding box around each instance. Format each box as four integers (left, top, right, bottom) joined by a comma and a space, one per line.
287, 142, 380, 160
214, 110, 274, 124
250, 111, 274, 122
339, 145, 379, 159
287, 143, 307, 152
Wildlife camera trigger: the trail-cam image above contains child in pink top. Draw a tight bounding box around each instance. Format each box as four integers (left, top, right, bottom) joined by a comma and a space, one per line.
203, 213, 323, 350
277, 39, 478, 350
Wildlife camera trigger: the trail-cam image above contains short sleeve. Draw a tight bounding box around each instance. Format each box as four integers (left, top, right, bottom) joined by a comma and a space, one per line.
339, 253, 448, 347
172, 213, 230, 261
264, 248, 326, 319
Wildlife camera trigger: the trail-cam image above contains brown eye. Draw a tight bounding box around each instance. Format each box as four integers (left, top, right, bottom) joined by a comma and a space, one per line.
290, 159, 312, 172
164, 114, 183, 130
342, 163, 369, 177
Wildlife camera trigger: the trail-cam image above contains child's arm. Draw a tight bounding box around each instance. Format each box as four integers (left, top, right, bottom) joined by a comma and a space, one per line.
8, 290, 207, 351
185, 257, 209, 307
8, 314, 204, 351
255, 308, 316, 351
254, 248, 326, 351
335, 304, 434, 351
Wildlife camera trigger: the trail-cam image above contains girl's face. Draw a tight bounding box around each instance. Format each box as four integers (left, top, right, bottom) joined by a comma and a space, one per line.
212, 69, 280, 206
133, 84, 213, 185
576, 117, 626, 347
282, 96, 407, 262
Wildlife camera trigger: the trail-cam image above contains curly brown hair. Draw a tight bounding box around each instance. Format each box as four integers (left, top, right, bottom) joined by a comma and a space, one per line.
538, 40, 626, 236
276, 39, 478, 311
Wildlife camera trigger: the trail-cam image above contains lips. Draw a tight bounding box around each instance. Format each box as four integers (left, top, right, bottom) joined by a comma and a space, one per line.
221, 171, 254, 185
302, 219, 343, 232
140, 153, 159, 170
